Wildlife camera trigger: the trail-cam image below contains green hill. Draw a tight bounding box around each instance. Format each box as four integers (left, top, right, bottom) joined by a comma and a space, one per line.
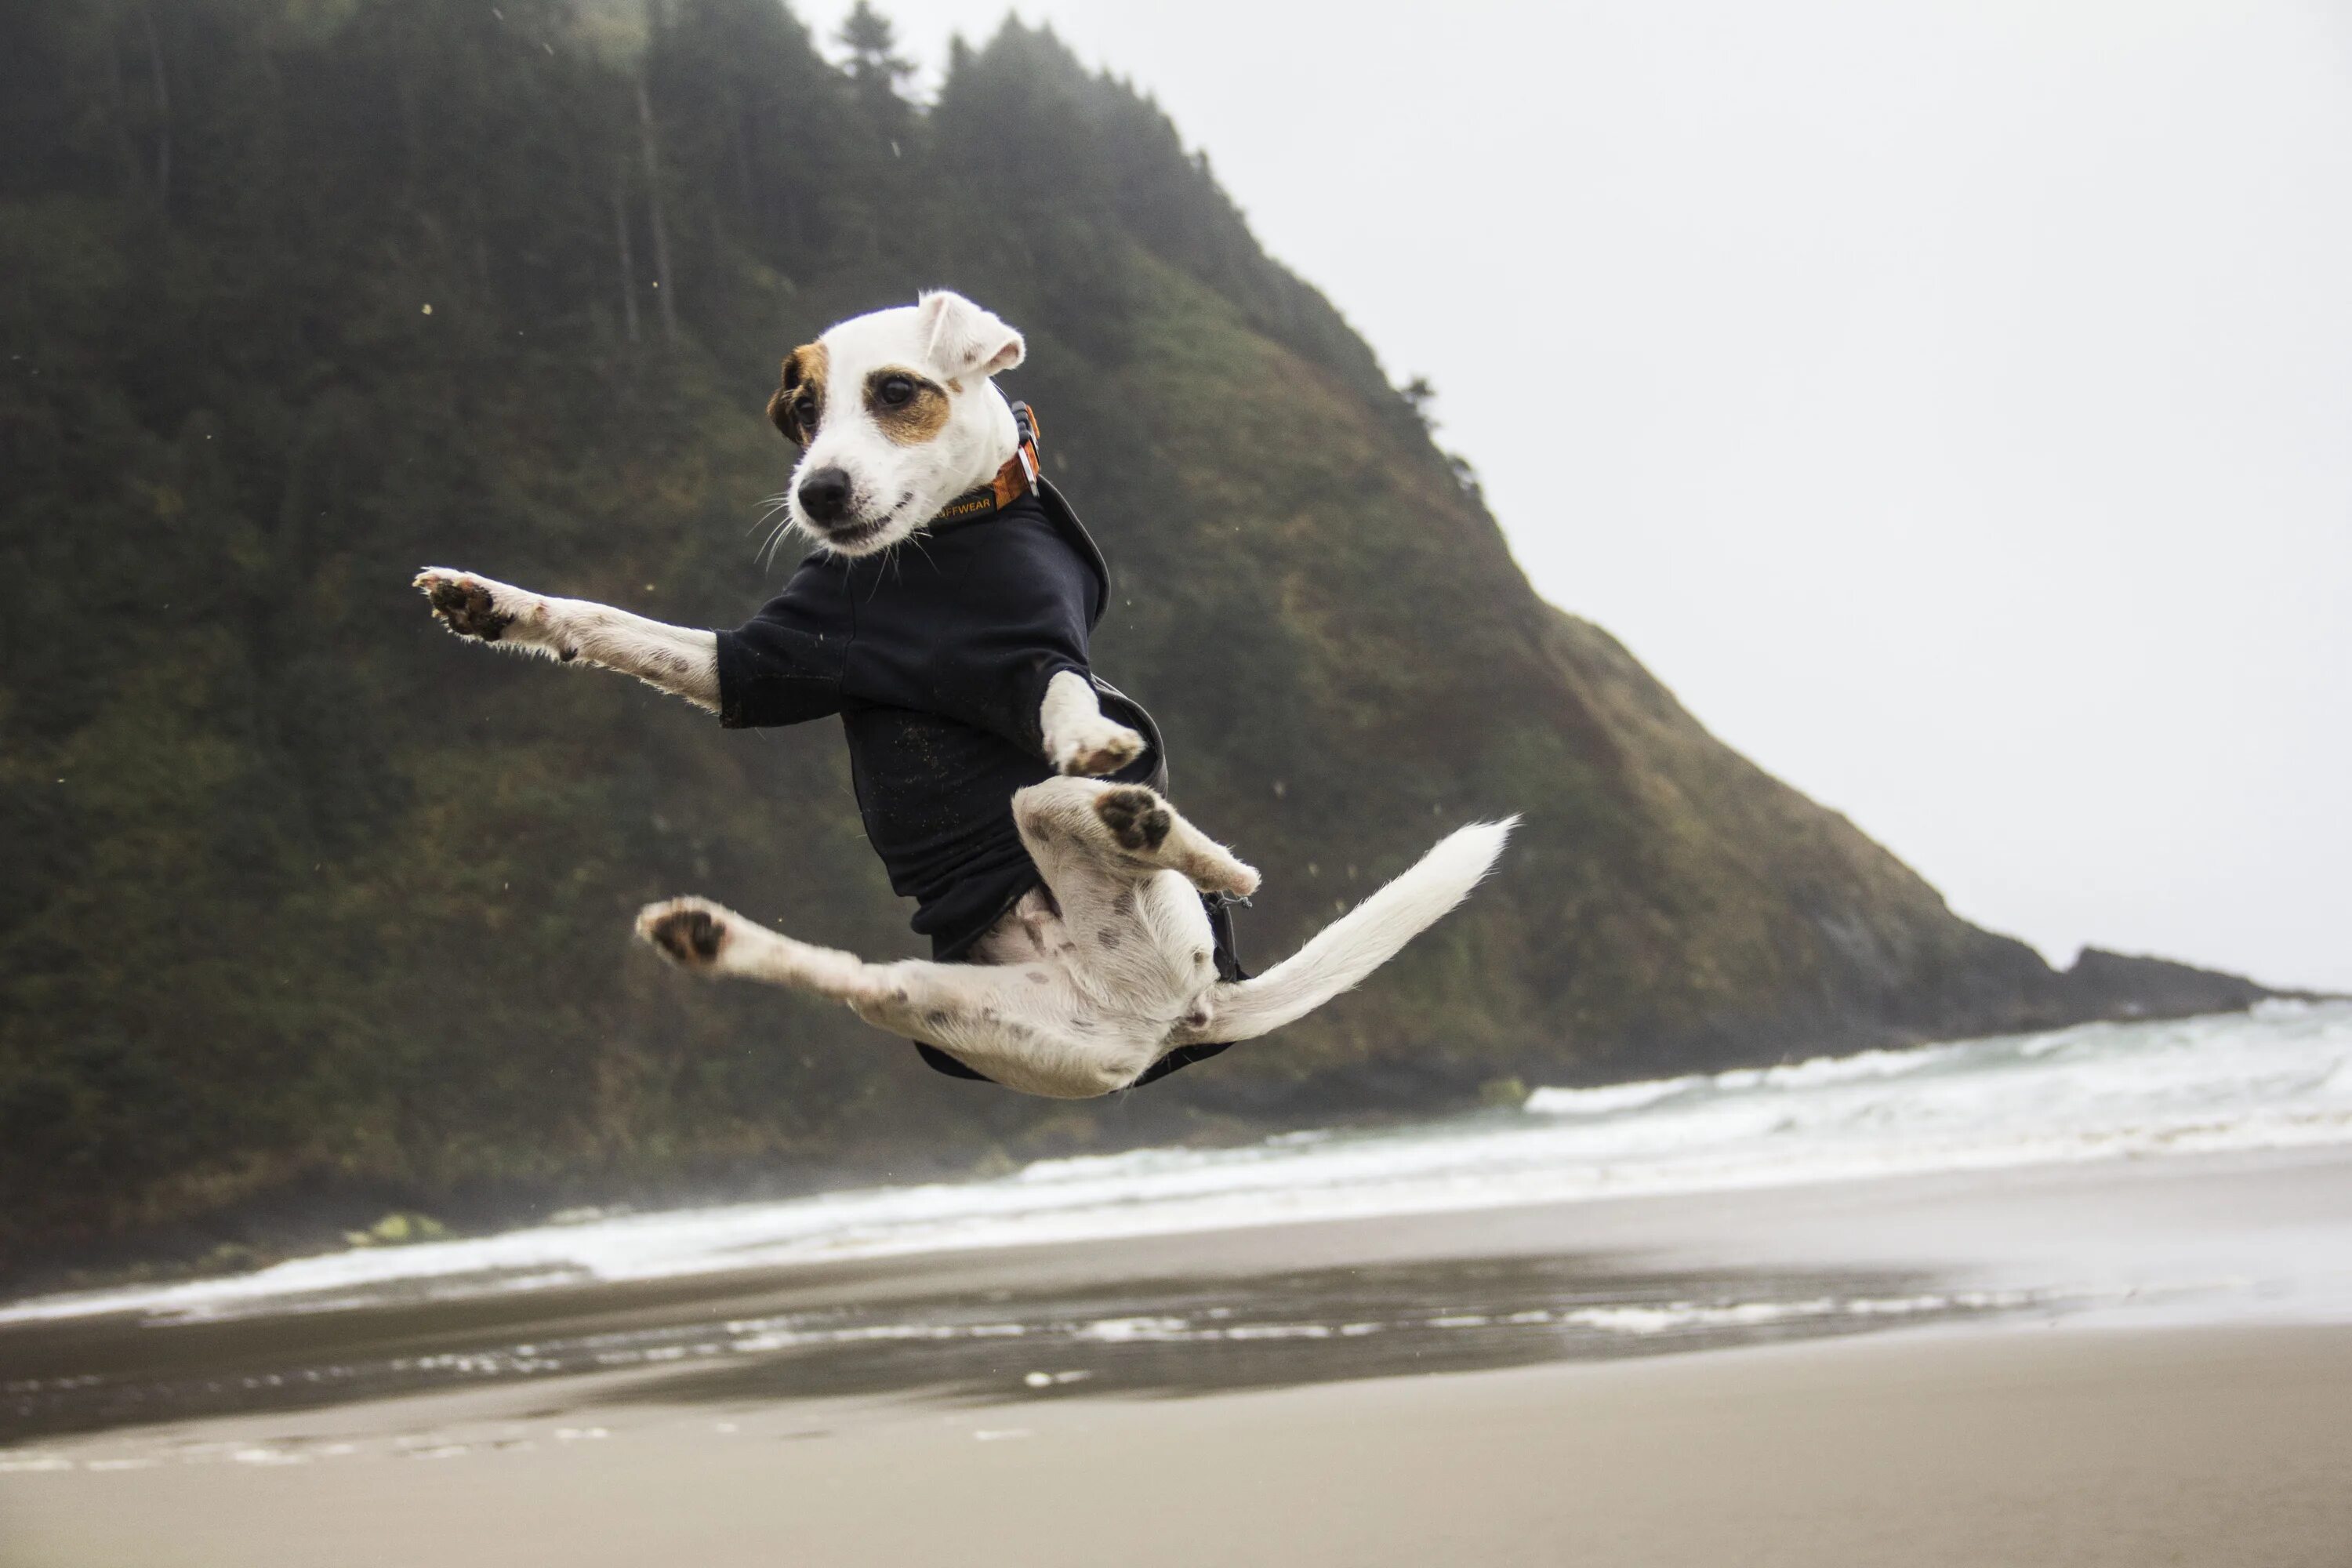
0, 0, 2265, 1281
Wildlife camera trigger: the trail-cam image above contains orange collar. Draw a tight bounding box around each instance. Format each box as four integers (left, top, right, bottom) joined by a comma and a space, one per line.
933, 402, 1043, 524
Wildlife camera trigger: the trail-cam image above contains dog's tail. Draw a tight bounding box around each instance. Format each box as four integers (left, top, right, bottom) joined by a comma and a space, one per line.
1201, 818, 1515, 1045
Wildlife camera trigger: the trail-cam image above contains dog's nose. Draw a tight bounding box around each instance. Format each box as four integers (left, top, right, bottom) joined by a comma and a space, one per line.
797, 466, 853, 524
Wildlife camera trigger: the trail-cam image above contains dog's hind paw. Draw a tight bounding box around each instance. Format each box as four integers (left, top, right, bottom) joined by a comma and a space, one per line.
1094, 786, 1171, 854
637, 897, 732, 971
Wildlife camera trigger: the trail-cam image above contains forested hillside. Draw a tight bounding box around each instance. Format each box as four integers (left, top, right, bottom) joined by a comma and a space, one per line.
0, 0, 2266, 1279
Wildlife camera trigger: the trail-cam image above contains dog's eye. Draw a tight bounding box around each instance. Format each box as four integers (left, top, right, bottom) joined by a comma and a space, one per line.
793, 395, 817, 427
877, 376, 914, 408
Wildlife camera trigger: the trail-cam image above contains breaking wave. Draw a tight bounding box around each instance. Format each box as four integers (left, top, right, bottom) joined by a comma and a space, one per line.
6, 1001, 2347, 1326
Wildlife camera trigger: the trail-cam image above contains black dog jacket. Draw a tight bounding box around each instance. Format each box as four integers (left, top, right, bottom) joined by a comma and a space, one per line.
714, 426, 1240, 1087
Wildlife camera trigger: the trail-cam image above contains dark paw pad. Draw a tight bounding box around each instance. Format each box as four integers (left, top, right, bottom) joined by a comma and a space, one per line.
646, 907, 725, 965
1096, 787, 1171, 853
423, 575, 512, 641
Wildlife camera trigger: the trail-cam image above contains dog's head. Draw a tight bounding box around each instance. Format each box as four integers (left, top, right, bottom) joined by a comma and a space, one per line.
767, 291, 1026, 557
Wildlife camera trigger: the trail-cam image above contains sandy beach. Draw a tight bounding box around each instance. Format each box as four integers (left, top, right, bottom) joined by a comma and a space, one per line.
5, 1140, 2350, 1567
5, 1325, 2350, 1567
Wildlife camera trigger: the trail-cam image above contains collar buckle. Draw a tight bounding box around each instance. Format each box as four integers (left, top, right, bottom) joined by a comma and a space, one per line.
1011, 401, 1042, 485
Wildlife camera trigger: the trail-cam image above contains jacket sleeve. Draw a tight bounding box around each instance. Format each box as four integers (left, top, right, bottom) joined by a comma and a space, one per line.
938, 528, 1094, 759
713, 568, 849, 729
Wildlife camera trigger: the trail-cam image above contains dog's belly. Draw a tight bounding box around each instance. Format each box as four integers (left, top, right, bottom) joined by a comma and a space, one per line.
967, 873, 1219, 1039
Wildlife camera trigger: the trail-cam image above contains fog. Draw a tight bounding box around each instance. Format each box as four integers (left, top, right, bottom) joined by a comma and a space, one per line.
819, 0, 2352, 990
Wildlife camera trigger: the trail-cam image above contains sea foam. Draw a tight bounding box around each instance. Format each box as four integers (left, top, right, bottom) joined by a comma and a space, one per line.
5, 1003, 2348, 1327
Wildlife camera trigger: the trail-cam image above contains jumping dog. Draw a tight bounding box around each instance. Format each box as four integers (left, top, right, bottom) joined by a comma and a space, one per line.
416, 292, 1510, 1098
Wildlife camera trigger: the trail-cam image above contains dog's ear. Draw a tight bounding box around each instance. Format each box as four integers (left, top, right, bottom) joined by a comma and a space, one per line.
916, 291, 1025, 379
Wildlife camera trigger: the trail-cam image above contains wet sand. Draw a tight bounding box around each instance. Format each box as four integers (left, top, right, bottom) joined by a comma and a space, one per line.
6, 1326, 2350, 1568
5, 1147, 2351, 1566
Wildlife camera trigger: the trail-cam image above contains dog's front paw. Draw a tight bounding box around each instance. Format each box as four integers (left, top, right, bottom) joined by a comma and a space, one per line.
416, 571, 527, 644
1053, 718, 1145, 779
636, 897, 733, 972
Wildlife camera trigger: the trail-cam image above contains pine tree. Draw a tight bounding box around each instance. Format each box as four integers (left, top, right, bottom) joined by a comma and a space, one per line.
838, 2, 913, 99
1401, 376, 1439, 431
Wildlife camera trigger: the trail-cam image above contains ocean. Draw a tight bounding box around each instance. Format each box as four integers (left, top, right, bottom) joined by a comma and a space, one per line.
8, 999, 2347, 1329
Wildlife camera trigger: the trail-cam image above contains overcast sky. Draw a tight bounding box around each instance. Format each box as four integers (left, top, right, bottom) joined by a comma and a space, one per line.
815, 0, 2352, 991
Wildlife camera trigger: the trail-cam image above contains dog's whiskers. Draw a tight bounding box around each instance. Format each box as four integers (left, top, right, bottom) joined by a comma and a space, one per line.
757, 517, 800, 572
750, 497, 804, 572
744, 494, 793, 537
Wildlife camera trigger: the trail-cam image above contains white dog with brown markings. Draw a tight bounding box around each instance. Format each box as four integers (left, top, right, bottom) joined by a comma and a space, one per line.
416, 291, 1509, 1098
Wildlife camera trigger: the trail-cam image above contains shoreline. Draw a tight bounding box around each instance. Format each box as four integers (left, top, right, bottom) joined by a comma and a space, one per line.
5, 1143, 2347, 1443
5, 1141, 2350, 1564
13, 997, 2340, 1312
12, 999, 2350, 1336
